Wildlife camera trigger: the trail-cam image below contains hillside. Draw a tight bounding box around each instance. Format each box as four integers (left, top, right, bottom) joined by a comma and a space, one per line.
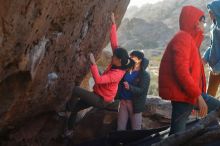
119, 0, 212, 51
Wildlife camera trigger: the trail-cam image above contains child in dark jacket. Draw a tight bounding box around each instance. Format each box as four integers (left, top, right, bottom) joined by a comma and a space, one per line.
117, 51, 150, 130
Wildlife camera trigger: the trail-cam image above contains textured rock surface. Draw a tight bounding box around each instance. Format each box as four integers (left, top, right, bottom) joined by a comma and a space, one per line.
0, 0, 129, 145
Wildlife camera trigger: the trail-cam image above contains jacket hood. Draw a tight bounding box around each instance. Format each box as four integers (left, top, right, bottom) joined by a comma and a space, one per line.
179, 6, 204, 36
208, 0, 220, 28
141, 58, 149, 71
179, 6, 205, 48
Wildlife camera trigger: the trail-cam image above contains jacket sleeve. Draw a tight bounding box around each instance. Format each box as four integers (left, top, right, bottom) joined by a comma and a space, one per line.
90, 64, 123, 84
110, 24, 119, 52
172, 34, 202, 98
129, 72, 150, 96
211, 28, 220, 74
203, 47, 211, 63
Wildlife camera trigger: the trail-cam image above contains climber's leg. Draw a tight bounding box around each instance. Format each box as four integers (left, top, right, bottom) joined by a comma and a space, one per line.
72, 86, 109, 108
66, 86, 109, 131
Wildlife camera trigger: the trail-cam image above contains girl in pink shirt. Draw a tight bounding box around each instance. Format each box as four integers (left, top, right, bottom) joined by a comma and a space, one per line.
61, 13, 134, 137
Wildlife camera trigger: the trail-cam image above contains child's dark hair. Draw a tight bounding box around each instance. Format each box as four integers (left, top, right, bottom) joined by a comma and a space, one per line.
130, 50, 149, 71
130, 50, 144, 60
113, 48, 134, 70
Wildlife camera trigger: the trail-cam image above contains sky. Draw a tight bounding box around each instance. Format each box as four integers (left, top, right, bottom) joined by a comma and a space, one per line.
129, 0, 163, 7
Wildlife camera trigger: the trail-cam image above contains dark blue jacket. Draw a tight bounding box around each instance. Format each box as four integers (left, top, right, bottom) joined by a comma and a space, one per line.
117, 58, 150, 113
203, 0, 220, 74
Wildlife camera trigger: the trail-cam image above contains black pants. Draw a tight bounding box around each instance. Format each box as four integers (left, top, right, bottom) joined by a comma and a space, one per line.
66, 86, 109, 129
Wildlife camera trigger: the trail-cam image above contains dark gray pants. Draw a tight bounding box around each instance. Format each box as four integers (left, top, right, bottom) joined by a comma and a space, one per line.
66, 86, 109, 129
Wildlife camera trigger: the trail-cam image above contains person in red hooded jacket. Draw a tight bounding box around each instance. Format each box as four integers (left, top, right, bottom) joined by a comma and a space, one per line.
159, 6, 220, 135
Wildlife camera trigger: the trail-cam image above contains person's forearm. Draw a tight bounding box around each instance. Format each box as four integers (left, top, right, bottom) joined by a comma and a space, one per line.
110, 24, 118, 51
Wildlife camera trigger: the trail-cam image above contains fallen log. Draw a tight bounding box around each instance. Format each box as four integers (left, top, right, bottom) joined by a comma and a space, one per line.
152, 107, 220, 146
187, 127, 220, 146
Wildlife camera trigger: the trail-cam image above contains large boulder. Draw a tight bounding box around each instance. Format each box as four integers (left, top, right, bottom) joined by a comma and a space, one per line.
0, 0, 130, 145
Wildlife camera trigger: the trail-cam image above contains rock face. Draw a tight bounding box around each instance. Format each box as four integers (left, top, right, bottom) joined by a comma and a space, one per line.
0, 0, 129, 145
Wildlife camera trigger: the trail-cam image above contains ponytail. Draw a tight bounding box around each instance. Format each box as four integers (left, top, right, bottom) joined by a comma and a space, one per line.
121, 57, 135, 70
113, 48, 134, 70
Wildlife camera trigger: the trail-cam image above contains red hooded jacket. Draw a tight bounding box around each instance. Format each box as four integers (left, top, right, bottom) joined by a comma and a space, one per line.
90, 24, 125, 103
159, 6, 207, 105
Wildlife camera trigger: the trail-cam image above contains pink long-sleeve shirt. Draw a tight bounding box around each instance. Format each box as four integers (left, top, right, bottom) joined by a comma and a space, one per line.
90, 24, 125, 102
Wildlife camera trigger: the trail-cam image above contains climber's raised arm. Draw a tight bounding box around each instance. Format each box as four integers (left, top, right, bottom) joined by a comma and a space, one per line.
110, 13, 119, 52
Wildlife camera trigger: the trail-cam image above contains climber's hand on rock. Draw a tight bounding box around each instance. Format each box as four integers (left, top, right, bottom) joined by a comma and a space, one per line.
111, 12, 116, 24
90, 53, 96, 65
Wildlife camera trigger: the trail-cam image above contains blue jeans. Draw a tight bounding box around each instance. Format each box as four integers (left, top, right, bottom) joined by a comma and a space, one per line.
169, 93, 220, 135
202, 93, 220, 113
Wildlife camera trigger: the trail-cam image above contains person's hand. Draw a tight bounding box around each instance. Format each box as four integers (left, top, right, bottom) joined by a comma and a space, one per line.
111, 12, 116, 24
89, 53, 96, 65
123, 81, 130, 90
197, 95, 208, 118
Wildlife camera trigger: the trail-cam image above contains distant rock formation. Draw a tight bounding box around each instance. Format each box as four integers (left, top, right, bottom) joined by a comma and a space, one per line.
118, 0, 212, 50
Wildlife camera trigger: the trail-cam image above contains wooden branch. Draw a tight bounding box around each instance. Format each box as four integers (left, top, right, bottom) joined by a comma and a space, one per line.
187, 127, 220, 146
152, 108, 220, 146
